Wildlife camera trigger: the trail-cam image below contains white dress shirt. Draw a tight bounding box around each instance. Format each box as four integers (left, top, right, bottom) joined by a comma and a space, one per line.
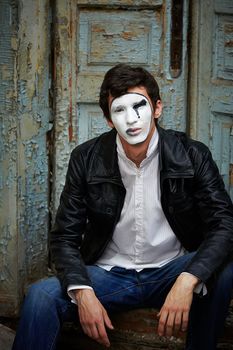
96, 130, 185, 270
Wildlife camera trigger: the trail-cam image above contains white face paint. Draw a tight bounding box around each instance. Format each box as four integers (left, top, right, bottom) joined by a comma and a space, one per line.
110, 93, 154, 145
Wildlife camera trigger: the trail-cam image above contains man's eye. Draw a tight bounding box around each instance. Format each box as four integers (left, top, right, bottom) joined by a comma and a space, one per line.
114, 107, 124, 113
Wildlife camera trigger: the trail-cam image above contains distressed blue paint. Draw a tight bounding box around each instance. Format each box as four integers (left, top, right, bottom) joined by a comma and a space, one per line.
209, 113, 232, 189
0, 0, 19, 315
0, 0, 50, 316
76, 2, 189, 150
193, 0, 233, 198
0, 3, 17, 238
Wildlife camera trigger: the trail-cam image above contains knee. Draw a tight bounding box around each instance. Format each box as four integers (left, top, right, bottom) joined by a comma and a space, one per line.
25, 277, 62, 307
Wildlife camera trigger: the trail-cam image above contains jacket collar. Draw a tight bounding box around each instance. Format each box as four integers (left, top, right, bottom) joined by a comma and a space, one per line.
90, 125, 194, 182
88, 129, 123, 185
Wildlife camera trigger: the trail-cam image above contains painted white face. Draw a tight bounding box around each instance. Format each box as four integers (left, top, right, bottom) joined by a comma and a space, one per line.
110, 93, 154, 145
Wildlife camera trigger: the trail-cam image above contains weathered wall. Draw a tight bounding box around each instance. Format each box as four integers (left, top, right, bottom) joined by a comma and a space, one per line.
0, 0, 50, 316
0, 0, 18, 316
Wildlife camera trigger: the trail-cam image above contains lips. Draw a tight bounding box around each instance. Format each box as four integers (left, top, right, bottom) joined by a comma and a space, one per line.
126, 128, 142, 136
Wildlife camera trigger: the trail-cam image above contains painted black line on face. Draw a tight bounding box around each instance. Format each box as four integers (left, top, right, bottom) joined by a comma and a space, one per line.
133, 99, 147, 118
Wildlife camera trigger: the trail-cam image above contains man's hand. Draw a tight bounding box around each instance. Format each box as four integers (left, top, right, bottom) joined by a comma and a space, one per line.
75, 289, 114, 347
157, 273, 199, 337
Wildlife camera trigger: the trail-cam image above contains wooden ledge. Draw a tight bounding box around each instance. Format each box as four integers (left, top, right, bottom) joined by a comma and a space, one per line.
58, 302, 233, 350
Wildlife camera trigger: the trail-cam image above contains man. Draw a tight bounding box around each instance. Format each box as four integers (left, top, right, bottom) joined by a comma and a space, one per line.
12, 64, 233, 350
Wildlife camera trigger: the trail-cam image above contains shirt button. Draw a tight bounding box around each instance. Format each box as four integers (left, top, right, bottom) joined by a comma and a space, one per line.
168, 206, 174, 214
106, 208, 112, 214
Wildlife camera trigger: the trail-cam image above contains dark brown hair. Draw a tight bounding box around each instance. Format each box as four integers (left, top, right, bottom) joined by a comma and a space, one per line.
99, 64, 161, 120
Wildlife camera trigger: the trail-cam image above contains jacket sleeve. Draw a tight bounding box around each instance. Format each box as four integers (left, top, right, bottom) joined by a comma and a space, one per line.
184, 144, 233, 283
50, 148, 92, 292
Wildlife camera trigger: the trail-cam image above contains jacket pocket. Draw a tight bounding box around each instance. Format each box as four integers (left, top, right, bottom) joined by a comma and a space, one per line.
84, 194, 118, 217
168, 192, 194, 213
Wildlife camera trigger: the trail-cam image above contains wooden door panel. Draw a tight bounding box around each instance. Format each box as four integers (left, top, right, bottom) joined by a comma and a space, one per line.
190, 0, 233, 198
77, 7, 163, 141
209, 114, 232, 194
77, 8, 162, 102
78, 103, 110, 144
76, 3, 189, 144
213, 15, 233, 81
211, 2, 233, 196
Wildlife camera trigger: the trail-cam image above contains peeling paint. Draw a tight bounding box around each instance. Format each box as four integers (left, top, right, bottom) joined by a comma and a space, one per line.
76, 0, 163, 7
189, 0, 233, 199
225, 40, 233, 47
0, 0, 50, 316
0, 223, 14, 282
0, 0, 19, 314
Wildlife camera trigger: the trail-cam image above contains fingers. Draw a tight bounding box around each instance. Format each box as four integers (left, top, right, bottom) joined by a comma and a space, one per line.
96, 321, 111, 347
165, 310, 176, 337
158, 308, 177, 337
83, 323, 99, 343
92, 307, 113, 347
173, 311, 182, 333
156, 275, 194, 338
157, 308, 189, 337
79, 301, 113, 347
103, 307, 114, 330
157, 308, 168, 336
181, 310, 189, 332
81, 318, 110, 347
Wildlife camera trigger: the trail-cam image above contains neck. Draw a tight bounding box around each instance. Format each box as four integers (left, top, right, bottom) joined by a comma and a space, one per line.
120, 126, 156, 167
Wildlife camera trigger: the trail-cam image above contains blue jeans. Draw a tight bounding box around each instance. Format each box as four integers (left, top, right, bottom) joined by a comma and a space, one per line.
12, 253, 233, 350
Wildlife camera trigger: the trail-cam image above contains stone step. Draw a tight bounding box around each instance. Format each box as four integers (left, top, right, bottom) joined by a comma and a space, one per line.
0, 324, 15, 350
58, 301, 233, 350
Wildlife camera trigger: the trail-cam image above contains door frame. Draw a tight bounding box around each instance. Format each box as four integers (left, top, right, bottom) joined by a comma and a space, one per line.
188, 0, 201, 140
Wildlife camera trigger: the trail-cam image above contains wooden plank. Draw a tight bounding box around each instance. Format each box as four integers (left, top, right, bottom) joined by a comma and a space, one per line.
59, 304, 233, 349
0, 324, 15, 350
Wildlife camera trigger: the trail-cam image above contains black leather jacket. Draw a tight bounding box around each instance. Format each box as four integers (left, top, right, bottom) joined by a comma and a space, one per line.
50, 126, 233, 291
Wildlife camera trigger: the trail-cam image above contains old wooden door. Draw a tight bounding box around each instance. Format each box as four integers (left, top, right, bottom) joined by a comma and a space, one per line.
53, 0, 190, 208
0, 0, 50, 316
190, 0, 233, 199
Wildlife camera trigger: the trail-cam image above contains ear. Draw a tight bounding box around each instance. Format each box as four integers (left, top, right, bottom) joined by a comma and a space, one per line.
107, 119, 115, 129
153, 100, 163, 120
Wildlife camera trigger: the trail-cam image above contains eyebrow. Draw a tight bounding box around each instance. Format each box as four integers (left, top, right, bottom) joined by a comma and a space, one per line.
133, 99, 147, 111
110, 92, 149, 106
112, 104, 124, 112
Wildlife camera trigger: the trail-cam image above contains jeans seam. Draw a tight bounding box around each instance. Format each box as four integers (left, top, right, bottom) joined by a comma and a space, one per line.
99, 283, 139, 298
49, 324, 60, 350
99, 273, 179, 299
138, 273, 180, 286
39, 288, 68, 349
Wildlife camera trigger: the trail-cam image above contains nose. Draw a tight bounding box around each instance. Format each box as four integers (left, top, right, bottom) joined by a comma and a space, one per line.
125, 107, 138, 125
